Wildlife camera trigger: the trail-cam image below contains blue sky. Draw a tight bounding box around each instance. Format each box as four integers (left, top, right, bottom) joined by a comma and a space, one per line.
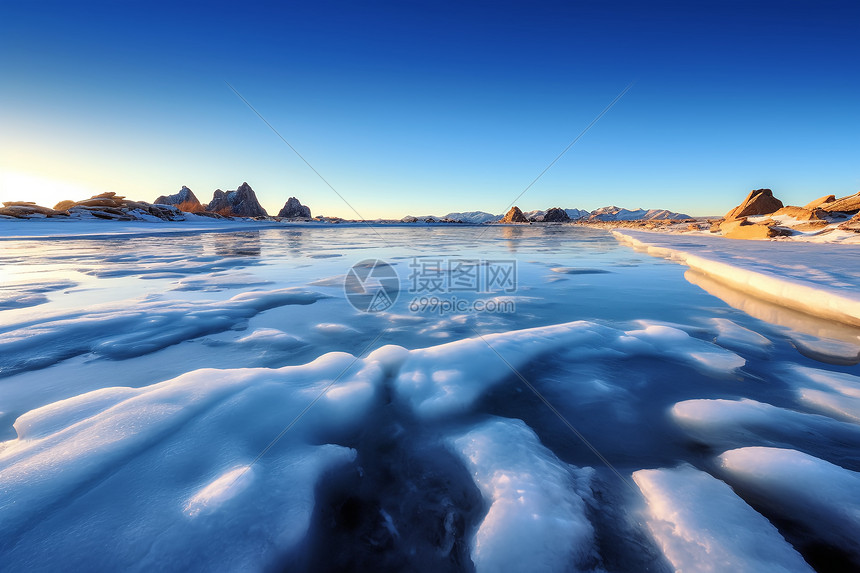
1, 1, 857, 218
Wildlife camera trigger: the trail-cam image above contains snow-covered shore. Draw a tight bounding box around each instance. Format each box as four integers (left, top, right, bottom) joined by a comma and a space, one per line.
613, 229, 860, 329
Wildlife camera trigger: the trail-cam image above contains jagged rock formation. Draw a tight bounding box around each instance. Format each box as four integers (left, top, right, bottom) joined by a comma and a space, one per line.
820, 191, 860, 214
207, 183, 268, 217
724, 189, 783, 220
154, 186, 201, 210
542, 207, 571, 222
277, 197, 311, 218
500, 206, 529, 223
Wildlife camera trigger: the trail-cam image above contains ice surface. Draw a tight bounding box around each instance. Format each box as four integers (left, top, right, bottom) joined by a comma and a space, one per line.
396, 321, 744, 419
0, 288, 325, 376
394, 321, 615, 419
0, 353, 381, 570
3, 225, 858, 570
0, 279, 77, 310
718, 447, 860, 559
633, 465, 813, 572
447, 417, 597, 572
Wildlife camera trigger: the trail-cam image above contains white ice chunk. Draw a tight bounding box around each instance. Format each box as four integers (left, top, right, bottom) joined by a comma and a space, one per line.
448, 417, 596, 572
671, 398, 860, 447
785, 365, 860, 423
718, 447, 860, 558
633, 465, 813, 573
708, 317, 772, 356
236, 327, 305, 349
616, 323, 746, 375
314, 322, 360, 335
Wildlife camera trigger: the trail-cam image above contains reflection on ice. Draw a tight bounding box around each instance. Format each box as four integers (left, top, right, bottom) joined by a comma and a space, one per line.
686, 270, 860, 365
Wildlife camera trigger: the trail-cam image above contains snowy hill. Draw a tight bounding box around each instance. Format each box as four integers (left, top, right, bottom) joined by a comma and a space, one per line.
587, 206, 691, 221
404, 211, 501, 223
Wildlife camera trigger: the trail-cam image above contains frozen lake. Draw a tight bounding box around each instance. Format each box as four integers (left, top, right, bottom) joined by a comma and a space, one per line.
1, 225, 858, 572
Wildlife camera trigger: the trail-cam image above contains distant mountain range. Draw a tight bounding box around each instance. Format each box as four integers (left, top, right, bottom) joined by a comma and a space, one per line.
405, 206, 691, 223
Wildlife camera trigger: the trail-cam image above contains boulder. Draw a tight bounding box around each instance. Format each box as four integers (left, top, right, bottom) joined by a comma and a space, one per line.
542, 207, 570, 222
725, 189, 784, 220
803, 194, 835, 210
500, 206, 529, 223
277, 197, 311, 218
154, 186, 202, 211
722, 218, 793, 240
207, 183, 268, 217
0, 204, 68, 218
772, 206, 826, 221
820, 191, 860, 214
53, 200, 77, 211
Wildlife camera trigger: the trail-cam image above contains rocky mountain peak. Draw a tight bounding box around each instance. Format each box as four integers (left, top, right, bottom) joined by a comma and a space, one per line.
278, 197, 312, 218
207, 183, 268, 217
500, 206, 529, 223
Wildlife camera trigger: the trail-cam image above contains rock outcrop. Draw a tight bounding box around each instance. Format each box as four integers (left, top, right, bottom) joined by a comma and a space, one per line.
838, 212, 860, 232
724, 189, 784, 220
820, 191, 860, 214
720, 217, 793, 240
0, 202, 68, 219
0, 192, 185, 221
500, 206, 529, 223
207, 183, 268, 218
277, 197, 311, 218
773, 206, 826, 221
803, 195, 835, 210
154, 186, 201, 210
542, 207, 571, 222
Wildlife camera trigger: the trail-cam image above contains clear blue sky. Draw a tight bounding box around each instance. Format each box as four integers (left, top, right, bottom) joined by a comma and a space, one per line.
1, 1, 857, 218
